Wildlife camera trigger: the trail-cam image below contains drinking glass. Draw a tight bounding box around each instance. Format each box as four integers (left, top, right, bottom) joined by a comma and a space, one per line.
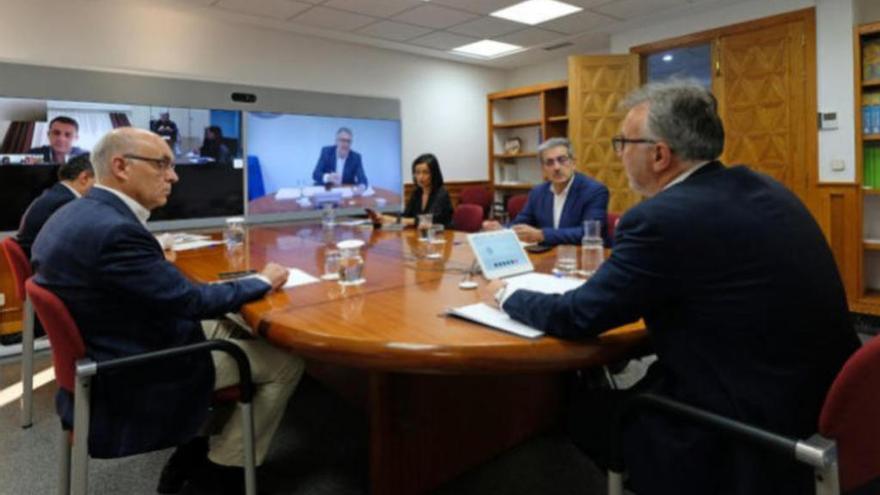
337, 239, 366, 286
417, 213, 433, 242
223, 217, 245, 247
321, 203, 336, 228
322, 248, 340, 280
580, 219, 604, 277
553, 245, 578, 276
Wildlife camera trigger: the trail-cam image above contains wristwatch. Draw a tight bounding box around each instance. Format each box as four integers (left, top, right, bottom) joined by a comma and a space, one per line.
493, 285, 508, 307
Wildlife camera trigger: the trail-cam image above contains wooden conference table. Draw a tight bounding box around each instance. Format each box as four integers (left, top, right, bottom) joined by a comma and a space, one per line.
174, 223, 647, 495
248, 186, 401, 215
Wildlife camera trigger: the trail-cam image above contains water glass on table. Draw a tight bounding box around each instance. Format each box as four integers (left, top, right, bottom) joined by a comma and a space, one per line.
224, 217, 245, 247
580, 219, 604, 277
322, 248, 341, 280
321, 203, 336, 228
553, 245, 578, 276
417, 213, 434, 242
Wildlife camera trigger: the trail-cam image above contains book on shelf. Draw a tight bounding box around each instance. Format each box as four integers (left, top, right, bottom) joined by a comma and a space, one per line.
864, 38, 880, 83
866, 146, 880, 189
864, 92, 880, 135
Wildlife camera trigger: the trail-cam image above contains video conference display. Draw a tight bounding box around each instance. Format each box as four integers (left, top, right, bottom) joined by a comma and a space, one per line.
0, 95, 403, 230
246, 112, 402, 216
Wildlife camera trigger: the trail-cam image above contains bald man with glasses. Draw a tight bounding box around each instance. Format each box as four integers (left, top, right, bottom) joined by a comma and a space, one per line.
32, 127, 304, 495
482, 137, 609, 246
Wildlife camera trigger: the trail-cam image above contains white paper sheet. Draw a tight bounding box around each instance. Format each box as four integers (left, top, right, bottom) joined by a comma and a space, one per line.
283, 268, 320, 289
172, 239, 224, 251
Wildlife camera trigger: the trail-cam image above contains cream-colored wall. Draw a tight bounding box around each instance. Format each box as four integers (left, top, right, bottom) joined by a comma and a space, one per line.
0, 0, 506, 181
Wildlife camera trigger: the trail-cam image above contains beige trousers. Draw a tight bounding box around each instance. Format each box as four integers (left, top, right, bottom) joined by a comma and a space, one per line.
202, 320, 304, 467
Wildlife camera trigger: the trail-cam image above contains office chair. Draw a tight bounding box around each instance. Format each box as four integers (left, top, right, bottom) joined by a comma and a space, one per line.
459, 186, 492, 218
25, 278, 259, 495
506, 194, 528, 223
607, 335, 880, 495
606, 213, 620, 247
1, 236, 36, 428
453, 204, 484, 233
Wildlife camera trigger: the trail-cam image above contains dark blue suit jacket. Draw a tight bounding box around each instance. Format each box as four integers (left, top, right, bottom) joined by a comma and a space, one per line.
32, 188, 271, 458
311, 146, 368, 186
16, 182, 76, 259
503, 162, 859, 495
511, 172, 608, 246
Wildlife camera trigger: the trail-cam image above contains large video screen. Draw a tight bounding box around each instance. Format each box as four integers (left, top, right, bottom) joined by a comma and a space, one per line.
0, 96, 244, 230
246, 112, 402, 216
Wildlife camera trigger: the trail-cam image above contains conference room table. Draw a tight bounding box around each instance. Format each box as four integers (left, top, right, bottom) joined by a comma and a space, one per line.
248, 186, 401, 215
173, 222, 647, 495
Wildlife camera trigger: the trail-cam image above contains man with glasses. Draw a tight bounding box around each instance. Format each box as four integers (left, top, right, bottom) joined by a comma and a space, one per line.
484, 81, 859, 495
32, 127, 304, 495
311, 126, 368, 186
483, 137, 609, 246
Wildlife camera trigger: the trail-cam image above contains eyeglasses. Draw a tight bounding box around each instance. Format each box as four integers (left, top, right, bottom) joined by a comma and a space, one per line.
541, 155, 571, 167
611, 135, 658, 154
124, 154, 175, 172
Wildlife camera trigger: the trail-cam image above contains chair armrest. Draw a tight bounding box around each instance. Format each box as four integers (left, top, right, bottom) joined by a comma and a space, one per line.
609, 392, 834, 471
74, 340, 254, 403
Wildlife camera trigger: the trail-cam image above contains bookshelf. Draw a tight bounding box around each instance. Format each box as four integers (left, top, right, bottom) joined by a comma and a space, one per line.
857, 21, 880, 305
487, 81, 568, 202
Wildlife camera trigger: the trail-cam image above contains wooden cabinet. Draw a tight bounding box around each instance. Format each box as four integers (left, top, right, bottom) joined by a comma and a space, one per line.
486, 81, 568, 199
855, 21, 880, 312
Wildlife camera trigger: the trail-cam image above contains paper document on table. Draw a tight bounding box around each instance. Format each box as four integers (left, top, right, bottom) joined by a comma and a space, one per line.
172, 239, 223, 251
447, 273, 584, 339
275, 188, 301, 200
503, 272, 584, 294
338, 218, 371, 227
283, 268, 320, 289
447, 303, 543, 339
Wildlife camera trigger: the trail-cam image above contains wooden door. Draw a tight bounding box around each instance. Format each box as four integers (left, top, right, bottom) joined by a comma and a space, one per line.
568, 55, 640, 213
715, 19, 811, 200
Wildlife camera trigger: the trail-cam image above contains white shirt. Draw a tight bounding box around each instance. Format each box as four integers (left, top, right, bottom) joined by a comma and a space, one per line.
60, 181, 81, 198
94, 184, 151, 226
663, 161, 710, 191
552, 175, 575, 229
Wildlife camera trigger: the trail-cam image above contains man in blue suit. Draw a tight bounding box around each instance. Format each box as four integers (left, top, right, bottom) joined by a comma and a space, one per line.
486, 82, 860, 495
32, 128, 303, 495
26, 116, 89, 164
16, 153, 94, 258
483, 137, 609, 246
311, 127, 368, 186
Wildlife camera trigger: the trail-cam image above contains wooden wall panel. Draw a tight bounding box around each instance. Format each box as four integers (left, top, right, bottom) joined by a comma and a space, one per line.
812, 184, 860, 306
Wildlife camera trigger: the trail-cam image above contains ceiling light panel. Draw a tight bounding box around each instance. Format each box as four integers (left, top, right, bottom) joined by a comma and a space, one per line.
491, 0, 582, 25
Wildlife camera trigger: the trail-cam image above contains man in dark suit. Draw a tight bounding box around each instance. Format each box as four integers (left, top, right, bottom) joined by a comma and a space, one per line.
16, 153, 94, 258
32, 128, 303, 495
485, 82, 860, 495
311, 127, 368, 186
26, 116, 89, 163
482, 137, 609, 246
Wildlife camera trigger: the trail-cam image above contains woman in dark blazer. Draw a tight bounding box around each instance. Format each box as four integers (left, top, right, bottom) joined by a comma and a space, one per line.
383, 153, 453, 227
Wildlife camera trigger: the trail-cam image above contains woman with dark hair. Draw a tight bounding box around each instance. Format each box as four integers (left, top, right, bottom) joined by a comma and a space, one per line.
199, 125, 232, 165
382, 153, 453, 227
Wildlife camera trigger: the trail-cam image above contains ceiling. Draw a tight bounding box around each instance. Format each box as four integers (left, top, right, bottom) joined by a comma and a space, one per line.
137, 0, 745, 69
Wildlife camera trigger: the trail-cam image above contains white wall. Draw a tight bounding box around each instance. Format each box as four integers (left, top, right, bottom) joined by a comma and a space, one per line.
0, 0, 506, 182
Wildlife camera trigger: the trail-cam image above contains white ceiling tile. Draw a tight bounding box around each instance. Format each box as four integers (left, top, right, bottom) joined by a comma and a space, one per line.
290, 6, 378, 30
358, 20, 433, 41
323, 0, 423, 18
495, 27, 565, 47
430, 0, 521, 15
214, 0, 311, 20
409, 31, 480, 50
539, 9, 617, 34
562, 0, 612, 8
447, 16, 523, 38
592, 0, 690, 20
391, 4, 479, 29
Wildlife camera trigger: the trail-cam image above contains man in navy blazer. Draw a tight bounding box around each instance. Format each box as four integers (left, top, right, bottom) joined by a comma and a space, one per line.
32, 128, 303, 494
26, 116, 89, 164
16, 153, 94, 258
483, 137, 609, 246
311, 127, 368, 186
486, 82, 860, 495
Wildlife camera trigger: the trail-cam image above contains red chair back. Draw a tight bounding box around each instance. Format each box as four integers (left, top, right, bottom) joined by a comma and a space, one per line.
453, 204, 484, 233
459, 186, 492, 218
24, 279, 85, 393
2, 237, 31, 301
818, 336, 880, 492
606, 212, 621, 241
507, 194, 528, 223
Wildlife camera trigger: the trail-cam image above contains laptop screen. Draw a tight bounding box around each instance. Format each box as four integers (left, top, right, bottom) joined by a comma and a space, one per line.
467, 230, 533, 280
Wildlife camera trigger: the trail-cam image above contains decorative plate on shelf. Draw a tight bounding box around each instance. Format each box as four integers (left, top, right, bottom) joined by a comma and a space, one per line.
503, 137, 522, 154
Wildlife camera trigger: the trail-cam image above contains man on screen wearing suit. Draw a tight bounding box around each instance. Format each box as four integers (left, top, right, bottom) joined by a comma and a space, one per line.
26, 116, 89, 164
16, 153, 95, 258
482, 137, 609, 246
311, 126, 369, 186
485, 82, 860, 495
32, 128, 304, 495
